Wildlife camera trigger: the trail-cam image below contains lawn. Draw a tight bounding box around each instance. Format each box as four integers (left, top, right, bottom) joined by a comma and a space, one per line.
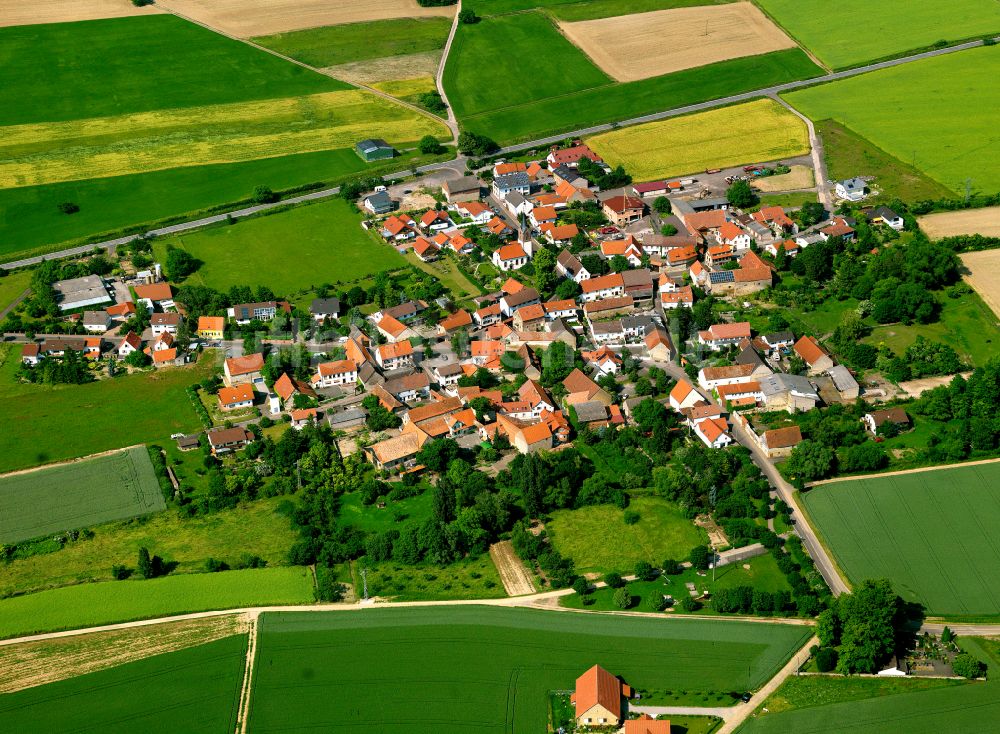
0, 566, 314, 639
587, 98, 809, 181
756, 0, 1000, 69
353, 555, 505, 601
560, 554, 794, 614
0, 635, 247, 732
444, 10, 611, 120
246, 607, 813, 731
152, 199, 407, 294
0, 446, 164, 545
338, 488, 433, 532
0, 497, 298, 598
784, 46, 1000, 195
816, 120, 956, 202
738, 637, 1000, 733
759, 192, 817, 208
253, 17, 451, 67
0, 347, 217, 474
0, 268, 31, 311
461, 49, 823, 143
0, 89, 447, 189
0, 147, 440, 261
0, 15, 343, 126
800, 462, 1000, 617
547, 496, 706, 574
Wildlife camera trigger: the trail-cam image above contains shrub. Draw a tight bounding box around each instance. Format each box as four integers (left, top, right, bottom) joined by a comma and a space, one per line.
572, 577, 590, 596
689, 545, 710, 570
458, 8, 478, 23
953, 653, 987, 679
251, 185, 279, 204
419, 135, 446, 155
662, 558, 683, 575
634, 561, 655, 581
680, 596, 700, 612
613, 586, 632, 609
623, 509, 640, 525
111, 564, 132, 580
58, 202, 80, 215
205, 557, 229, 572
603, 572, 624, 588
816, 647, 838, 672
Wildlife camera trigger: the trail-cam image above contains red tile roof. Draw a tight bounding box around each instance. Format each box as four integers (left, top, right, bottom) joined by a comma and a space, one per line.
574, 665, 623, 720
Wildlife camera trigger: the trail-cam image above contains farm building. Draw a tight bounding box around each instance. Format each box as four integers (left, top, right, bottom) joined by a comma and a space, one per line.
53, 275, 113, 311
572, 665, 631, 727
355, 138, 395, 162
442, 176, 483, 203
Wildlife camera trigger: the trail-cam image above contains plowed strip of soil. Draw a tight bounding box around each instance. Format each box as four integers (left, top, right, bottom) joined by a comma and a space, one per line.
489, 541, 535, 596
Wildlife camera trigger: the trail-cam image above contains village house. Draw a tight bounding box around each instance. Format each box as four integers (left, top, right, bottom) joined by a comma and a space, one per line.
150, 312, 181, 335
698, 363, 766, 391
412, 236, 440, 262
207, 427, 253, 455
492, 171, 531, 200
473, 303, 503, 327
820, 216, 857, 242
758, 425, 803, 459
547, 143, 602, 169
383, 372, 431, 403
581, 346, 622, 377
542, 223, 579, 245
625, 713, 671, 734
668, 380, 702, 412
375, 340, 414, 371
499, 286, 540, 317
290, 408, 319, 430
418, 209, 452, 232
863, 408, 911, 435
602, 195, 645, 227
716, 221, 752, 251
529, 205, 558, 229
117, 331, 141, 357
106, 301, 137, 322
661, 285, 694, 309
571, 665, 630, 728
197, 315, 225, 341
584, 296, 634, 321
363, 188, 393, 215
218, 383, 254, 412
589, 319, 625, 345
764, 239, 799, 258
759, 373, 820, 412
694, 415, 733, 448
365, 431, 428, 471
310, 297, 341, 323
794, 335, 834, 374
556, 250, 591, 282
311, 360, 358, 388
563, 368, 613, 407
513, 303, 546, 331
442, 175, 483, 203
230, 301, 288, 325
697, 322, 752, 351
865, 205, 904, 231
835, 177, 867, 201
752, 205, 797, 236
499, 416, 554, 454
543, 298, 578, 321
273, 373, 317, 408
453, 200, 493, 225
379, 214, 417, 242
645, 326, 675, 361
706, 251, 774, 296
580, 272, 625, 302
376, 314, 417, 343
82, 310, 111, 333
492, 243, 529, 271
224, 352, 265, 386
437, 309, 473, 336
601, 238, 644, 267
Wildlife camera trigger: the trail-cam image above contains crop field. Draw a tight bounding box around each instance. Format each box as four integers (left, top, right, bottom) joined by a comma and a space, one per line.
0, 615, 246, 693
560, 3, 795, 82
547, 496, 705, 574
756, 0, 1000, 69
460, 48, 821, 143
327, 51, 443, 88
0, 348, 217, 474
445, 10, 610, 120
0, 0, 163, 27
157, 0, 454, 37
0, 90, 446, 189
739, 638, 1000, 734
960, 249, 1000, 319
0, 147, 436, 262
253, 17, 451, 68
479, 0, 735, 18
0, 635, 246, 732
801, 462, 1000, 617
920, 207, 1000, 239
587, 99, 809, 181
0, 566, 313, 640
246, 607, 812, 732
752, 165, 814, 192
0, 16, 343, 127
784, 46, 1000, 194
1, 497, 298, 598
152, 200, 406, 294
0, 447, 163, 545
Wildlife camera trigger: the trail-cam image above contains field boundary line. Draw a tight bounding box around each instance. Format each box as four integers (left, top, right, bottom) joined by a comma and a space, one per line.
0, 444, 146, 480
434, 0, 461, 144
234, 614, 258, 734
806, 457, 1000, 487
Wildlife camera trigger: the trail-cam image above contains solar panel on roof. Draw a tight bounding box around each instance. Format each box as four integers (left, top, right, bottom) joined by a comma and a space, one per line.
709, 270, 736, 283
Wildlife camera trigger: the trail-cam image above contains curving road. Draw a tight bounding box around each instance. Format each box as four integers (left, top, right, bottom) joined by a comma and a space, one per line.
4, 35, 996, 271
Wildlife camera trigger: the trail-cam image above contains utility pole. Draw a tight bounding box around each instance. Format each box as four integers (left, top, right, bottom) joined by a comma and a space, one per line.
965, 177, 973, 204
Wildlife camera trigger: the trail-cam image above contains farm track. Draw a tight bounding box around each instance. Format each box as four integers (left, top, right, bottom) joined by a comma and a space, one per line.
234, 615, 258, 734
3, 34, 997, 270
806, 457, 1000, 487
489, 541, 536, 596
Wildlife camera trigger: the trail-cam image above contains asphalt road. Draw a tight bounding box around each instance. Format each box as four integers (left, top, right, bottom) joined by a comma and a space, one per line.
4, 35, 995, 271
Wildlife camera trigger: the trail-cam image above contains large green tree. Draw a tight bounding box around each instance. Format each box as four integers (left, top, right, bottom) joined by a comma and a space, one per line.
836, 578, 900, 674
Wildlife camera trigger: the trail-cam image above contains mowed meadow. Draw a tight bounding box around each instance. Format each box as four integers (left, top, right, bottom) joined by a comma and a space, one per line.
0, 14, 448, 259
802, 462, 1000, 618
247, 607, 811, 732
784, 45, 1000, 195
587, 98, 809, 180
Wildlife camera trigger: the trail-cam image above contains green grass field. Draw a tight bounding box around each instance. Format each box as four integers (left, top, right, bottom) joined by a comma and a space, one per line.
0, 497, 297, 598
152, 199, 406, 294
338, 488, 433, 531
816, 120, 955, 202
0, 147, 438, 261
0, 447, 163, 545
756, 0, 1000, 69
801, 462, 1000, 617
459, 49, 823, 143
0, 15, 344, 126
737, 638, 1000, 733
444, 10, 611, 120
0, 269, 31, 311
547, 496, 705, 574
0, 635, 246, 732
247, 607, 812, 731
253, 17, 451, 68
0, 566, 313, 639
0, 348, 216, 474
784, 46, 1000, 194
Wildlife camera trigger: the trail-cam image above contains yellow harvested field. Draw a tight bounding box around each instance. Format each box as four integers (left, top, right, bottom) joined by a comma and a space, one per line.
155, 0, 455, 38
752, 165, 815, 192
0, 0, 162, 27
372, 76, 437, 98
918, 207, 1000, 239
961, 249, 1000, 319
0, 90, 447, 188
559, 2, 796, 82
587, 99, 809, 181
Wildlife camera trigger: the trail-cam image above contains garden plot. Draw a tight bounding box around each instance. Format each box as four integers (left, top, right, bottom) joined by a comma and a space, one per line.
559, 2, 796, 82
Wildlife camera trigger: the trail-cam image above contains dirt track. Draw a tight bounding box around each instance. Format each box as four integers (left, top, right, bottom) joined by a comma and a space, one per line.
559, 2, 795, 82
808, 457, 1000, 487
0, 0, 162, 27
489, 541, 536, 596
155, 0, 455, 38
